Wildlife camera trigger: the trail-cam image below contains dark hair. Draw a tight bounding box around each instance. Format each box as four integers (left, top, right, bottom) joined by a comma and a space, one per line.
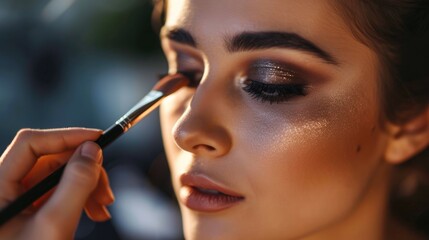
332, 0, 429, 235
333, 0, 429, 123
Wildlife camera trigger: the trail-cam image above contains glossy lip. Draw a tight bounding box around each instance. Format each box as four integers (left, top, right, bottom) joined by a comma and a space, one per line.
179, 173, 245, 212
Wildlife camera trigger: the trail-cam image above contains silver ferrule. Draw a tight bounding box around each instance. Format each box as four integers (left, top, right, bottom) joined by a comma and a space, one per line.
115, 90, 163, 132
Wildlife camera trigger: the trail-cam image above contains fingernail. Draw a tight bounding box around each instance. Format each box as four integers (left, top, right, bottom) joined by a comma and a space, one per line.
107, 190, 115, 204
105, 208, 112, 219
102, 206, 112, 220
81, 142, 102, 163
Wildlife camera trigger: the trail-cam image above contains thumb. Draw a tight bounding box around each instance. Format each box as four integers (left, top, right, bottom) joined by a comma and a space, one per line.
35, 141, 102, 235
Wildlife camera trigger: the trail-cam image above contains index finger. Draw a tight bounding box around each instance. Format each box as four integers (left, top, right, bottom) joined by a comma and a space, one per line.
0, 128, 102, 182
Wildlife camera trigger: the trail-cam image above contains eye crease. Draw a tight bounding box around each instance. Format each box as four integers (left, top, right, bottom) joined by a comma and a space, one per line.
241, 59, 307, 104
247, 59, 298, 83
169, 51, 204, 88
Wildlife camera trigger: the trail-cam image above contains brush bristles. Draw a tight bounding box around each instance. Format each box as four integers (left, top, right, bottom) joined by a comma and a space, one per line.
153, 73, 190, 95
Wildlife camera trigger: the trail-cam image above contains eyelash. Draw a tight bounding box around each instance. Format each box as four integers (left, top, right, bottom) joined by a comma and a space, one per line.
178, 71, 202, 88
159, 71, 202, 88
242, 79, 307, 104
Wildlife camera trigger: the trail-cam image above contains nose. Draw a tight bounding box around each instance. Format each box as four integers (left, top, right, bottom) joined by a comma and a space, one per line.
172, 84, 232, 158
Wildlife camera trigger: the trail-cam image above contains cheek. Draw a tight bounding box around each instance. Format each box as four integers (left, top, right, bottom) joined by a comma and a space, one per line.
234, 80, 386, 231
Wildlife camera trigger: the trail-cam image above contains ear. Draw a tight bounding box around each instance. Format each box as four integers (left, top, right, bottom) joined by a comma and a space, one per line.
384, 107, 429, 164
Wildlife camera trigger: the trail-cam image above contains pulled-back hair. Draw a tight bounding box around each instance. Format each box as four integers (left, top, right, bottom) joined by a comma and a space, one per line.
332, 0, 429, 235
333, 0, 429, 123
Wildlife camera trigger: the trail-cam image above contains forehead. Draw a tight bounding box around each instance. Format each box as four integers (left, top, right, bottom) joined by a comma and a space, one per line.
166, 0, 344, 37
164, 0, 358, 59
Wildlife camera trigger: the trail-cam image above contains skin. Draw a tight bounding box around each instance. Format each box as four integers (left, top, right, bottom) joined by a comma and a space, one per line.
0, 128, 114, 239
160, 0, 395, 239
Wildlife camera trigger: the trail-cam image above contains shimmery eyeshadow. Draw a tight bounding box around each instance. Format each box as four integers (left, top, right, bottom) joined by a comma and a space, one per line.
247, 60, 298, 84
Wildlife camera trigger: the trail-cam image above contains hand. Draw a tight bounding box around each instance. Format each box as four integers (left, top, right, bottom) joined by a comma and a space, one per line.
0, 128, 115, 240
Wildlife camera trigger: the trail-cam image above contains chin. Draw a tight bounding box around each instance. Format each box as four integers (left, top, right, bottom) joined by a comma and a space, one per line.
181, 211, 250, 240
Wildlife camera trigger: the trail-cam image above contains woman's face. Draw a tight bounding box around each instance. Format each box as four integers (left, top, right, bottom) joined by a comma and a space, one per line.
160, 0, 389, 239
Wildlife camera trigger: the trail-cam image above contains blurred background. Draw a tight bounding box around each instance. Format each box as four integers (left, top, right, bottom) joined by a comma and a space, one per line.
0, 0, 183, 239
3, 0, 428, 239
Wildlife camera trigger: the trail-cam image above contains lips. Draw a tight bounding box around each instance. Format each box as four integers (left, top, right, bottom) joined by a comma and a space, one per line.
179, 173, 245, 212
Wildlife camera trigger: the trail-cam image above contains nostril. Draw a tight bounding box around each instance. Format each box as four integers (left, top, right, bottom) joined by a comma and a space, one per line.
193, 144, 216, 152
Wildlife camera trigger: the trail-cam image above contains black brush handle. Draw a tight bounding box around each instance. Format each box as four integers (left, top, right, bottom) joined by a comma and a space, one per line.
0, 124, 124, 226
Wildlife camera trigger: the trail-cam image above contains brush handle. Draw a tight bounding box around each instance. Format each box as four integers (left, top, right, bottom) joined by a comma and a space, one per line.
0, 73, 188, 227
0, 124, 124, 226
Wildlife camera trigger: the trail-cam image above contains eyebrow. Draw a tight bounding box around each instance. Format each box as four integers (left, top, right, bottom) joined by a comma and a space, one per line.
163, 28, 338, 65
163, 28, 197, 47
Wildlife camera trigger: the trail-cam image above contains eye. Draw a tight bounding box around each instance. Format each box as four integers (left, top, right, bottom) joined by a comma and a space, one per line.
168, 51, 204, 88
242, 80, 306, 104
241, 60, 308, 104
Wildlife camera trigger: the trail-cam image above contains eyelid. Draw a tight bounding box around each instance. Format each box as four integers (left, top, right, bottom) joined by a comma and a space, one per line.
177, 52, 203, 68
167, 41, 205, 68
168, 40, 205, 62
165, 47, 205, 87
247, 59, 305, 84
239, 59, 310, 104
165, 48, 205, 77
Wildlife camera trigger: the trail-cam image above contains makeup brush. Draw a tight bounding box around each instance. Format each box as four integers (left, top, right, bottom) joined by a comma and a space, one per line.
0, 73, 190, 226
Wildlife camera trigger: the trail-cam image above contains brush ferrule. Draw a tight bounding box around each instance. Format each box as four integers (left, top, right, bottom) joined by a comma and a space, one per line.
115, 116, 132, 132
115, 90, 163, 132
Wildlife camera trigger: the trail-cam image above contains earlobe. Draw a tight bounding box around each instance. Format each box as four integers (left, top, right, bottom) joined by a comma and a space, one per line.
384, 107, 429, 164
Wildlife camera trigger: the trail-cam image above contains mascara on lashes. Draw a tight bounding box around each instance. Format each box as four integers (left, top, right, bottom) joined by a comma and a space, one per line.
242, 60, 307, 104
